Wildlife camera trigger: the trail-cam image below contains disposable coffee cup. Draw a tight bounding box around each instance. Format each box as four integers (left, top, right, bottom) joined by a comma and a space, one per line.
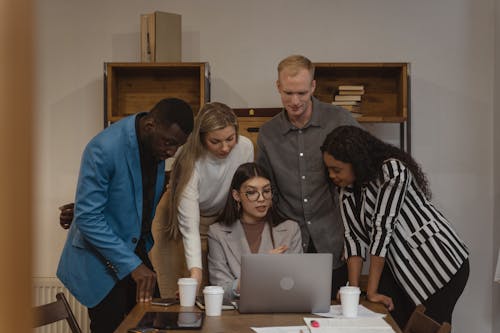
178, 278, 198, 307
339, 286, 361, 318
203, 286, 224, 316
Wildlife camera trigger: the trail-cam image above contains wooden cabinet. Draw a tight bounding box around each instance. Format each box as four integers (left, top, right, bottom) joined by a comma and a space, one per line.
234, 108, 280, 158
104, 62, 210, 125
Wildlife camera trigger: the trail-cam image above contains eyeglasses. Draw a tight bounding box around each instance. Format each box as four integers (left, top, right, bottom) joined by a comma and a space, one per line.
241, 188, 273, 202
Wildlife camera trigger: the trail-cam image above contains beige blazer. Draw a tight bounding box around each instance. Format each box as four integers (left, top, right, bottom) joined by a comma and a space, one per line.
207, 219, 303, 299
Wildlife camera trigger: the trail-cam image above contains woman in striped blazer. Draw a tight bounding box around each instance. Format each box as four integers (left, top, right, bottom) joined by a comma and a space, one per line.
321, 125, 469, 328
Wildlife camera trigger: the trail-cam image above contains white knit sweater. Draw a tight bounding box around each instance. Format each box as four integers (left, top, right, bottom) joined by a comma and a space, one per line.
177, 135, 254, 269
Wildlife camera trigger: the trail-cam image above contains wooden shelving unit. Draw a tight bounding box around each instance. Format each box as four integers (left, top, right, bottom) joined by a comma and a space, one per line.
103, 62, 410, 151
104, 62, 210, 125
314, 62, 410, 151
236, 62, 411, 152
314, 63, 408, 122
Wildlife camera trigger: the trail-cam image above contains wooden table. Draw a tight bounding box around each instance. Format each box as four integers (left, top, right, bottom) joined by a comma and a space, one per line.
115, 300, 402, 333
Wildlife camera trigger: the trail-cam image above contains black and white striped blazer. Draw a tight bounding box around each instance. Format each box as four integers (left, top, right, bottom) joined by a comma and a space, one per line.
339, 159, 469, 304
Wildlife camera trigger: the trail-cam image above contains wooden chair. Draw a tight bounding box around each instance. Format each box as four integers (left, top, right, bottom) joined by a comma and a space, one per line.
33, 292, 82, 333
404, 305, 451, 333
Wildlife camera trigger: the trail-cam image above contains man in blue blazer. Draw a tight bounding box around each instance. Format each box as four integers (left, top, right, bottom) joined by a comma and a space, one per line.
57, 98, 194, 333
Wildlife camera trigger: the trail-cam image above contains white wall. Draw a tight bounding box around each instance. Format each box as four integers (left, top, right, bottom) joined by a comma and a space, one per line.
493, 0, 500, 332
35, 1, 496, 332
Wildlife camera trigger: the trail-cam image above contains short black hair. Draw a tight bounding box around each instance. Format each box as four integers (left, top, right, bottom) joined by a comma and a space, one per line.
149, 98, 194, 135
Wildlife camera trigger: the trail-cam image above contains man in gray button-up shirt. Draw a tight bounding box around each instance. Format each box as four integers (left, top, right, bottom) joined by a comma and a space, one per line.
256, 55, 359, 296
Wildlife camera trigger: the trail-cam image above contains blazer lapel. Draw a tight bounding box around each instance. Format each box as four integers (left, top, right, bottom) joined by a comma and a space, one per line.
153, 160, 165, 213
124, 115, 143, 223
226, 221, 250, 265
259, 223, 274, 252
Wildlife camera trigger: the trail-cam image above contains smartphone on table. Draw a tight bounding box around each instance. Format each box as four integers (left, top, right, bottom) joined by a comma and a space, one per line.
150, 298, 179, 307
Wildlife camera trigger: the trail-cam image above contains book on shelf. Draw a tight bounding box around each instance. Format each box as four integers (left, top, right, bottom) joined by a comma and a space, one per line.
338, 89, 365, 95
332, 100, 362, 118
334, 95, 362, 102
332, 100, 360, 106
338, 85, 364, 91
337, 85, 365, 96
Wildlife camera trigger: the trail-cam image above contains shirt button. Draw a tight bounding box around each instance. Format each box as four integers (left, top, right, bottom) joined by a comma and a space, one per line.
307, 221, 311, 225
304, 198, 308, 203
299, 130, 302, 134
299, 153, 304, 157
132, 237, 138, 244
301, 175, 306, 180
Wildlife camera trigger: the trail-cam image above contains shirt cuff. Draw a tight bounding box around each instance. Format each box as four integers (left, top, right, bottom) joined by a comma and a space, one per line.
232, 279, 240, 298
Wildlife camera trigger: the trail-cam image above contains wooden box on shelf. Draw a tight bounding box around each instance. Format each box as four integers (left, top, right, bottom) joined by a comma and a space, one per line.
104, 62, 210, 124
313, 63, 409, 123
140, 11, 181, 62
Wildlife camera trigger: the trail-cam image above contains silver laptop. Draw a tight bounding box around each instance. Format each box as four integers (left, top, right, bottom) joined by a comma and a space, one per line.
238, 253, 332, 313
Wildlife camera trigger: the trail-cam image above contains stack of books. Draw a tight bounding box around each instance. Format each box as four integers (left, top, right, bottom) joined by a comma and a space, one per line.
332, 85, 365, 118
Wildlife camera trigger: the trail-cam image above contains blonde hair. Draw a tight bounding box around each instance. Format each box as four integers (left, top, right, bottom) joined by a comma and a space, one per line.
277, 54, 315, 78
163, 102, 239, 239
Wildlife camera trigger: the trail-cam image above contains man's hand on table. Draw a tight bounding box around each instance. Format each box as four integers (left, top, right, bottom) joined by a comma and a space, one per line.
131, 264, 157, 302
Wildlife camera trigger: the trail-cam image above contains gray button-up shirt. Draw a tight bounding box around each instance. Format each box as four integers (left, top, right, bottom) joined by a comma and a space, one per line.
256, 97, 359, 269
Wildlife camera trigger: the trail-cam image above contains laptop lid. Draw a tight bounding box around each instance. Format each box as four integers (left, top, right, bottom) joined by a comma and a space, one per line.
238, 253, 333, 313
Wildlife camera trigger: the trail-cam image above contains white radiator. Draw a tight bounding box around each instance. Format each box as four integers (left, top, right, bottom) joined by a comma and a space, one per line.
32, 277, 90, 333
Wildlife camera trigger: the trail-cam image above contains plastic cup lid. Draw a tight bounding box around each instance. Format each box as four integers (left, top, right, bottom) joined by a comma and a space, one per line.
203, 286, 224, 294
178, 278, 198, 285
340, 286, 361, 294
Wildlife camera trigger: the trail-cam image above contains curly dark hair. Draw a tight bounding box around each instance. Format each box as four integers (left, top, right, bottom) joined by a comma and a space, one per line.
320, 126, 431, 199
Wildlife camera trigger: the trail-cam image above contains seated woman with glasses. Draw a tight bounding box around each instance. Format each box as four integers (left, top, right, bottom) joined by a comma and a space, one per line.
207, 162, 303, 300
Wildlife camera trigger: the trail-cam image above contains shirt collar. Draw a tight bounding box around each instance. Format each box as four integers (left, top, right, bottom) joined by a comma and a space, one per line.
278, 96, 323, 135
340, 185, 355, 198
135, 112, 155, 163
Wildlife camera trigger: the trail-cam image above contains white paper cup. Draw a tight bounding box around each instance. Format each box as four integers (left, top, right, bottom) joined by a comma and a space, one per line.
203, 286, 224, 316
178, 278, 198, 307
339, 286, 361, 318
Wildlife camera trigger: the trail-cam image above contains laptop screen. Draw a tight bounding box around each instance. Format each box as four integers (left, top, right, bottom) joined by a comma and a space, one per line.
238, 253, 333, 313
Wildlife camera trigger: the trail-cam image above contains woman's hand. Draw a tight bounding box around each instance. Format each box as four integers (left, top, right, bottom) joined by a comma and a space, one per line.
268, 245, 288, 254
190, 267, 203, 293
367, 292, 394, 311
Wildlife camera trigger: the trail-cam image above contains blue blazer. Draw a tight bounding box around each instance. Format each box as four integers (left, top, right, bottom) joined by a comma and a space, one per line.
57, 114, 165, 308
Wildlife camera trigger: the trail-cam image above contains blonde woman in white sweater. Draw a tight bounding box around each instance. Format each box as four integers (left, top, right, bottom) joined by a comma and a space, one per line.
151, 102, 253, 296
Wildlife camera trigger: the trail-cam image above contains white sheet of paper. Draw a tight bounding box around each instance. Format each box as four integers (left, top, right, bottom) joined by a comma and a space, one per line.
313, 304, 385, 318
304, 317, 395, 333
251, 326, 308, 333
